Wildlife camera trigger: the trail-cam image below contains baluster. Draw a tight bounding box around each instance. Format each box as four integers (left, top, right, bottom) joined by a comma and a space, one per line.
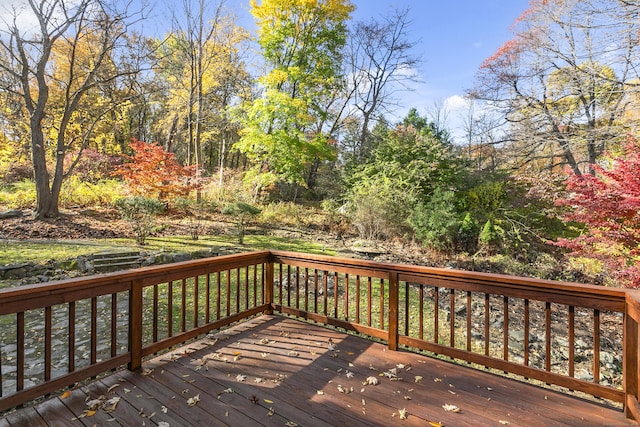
17, 312, 24, 391
344, 274, 349, 321
545, 302, 551, 372
435, 287, 440, 344
323, 271, 328, 316
216, 271, 221, 320
69, 301, 76, 372
524, 299, 530, 367
355, 275, 361, 324
287, 265, 292, 308
111, 293, 118, 358
205, 274, 211, 324
313, 269, 319, 313
569, 305, 575, 378
167, 281, 173, 337
304, 268, 309, 312
419, 285, 424, 340
367, 277, 372, 327
295, 266, 300, 310
235, 268, 241, 314
503, 296, 508, 361
91, 297, 97, 364
226, 270, 231, 317
181, 278, 187, 332
404, 282, 409, 336
254, 266, 258, 307
484, 293, 489, 356
380, 279, 385, 330
594, 309, 600, 383
450, 289, 456, 348
245, 266, 250, 310
333, 271, 339, 319
193, 276, 199, 329
466, 291, 472, 351
45, 306, 52, 381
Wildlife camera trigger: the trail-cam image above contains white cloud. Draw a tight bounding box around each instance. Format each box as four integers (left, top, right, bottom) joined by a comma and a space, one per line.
443, 94, 470, 114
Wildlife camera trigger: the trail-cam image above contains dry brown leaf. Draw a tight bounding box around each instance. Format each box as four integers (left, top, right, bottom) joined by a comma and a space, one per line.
236, 374, 247, 382
158, 422, 170, 427
103, 397, 121, 412
141, 368, 154, 376
316, 390, 325, 395
60, 390, 72, 399
86, 398, 102, 411
398, 408, 408, 420
414, 375, 423, 383
428, 421, 444, 427
267, 407, 275, 416
499, 421, 510, 425
442, 404, 461, 413
363, 376, 379, 386
186, 394, 200, 407
106, 384, 120, 393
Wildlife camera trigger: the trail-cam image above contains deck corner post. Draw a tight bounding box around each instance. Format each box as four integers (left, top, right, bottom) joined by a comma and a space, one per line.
265, 260, 274, 315
624, 294, 640, 420
129, 279, 144, 371
388, 271, 399, 351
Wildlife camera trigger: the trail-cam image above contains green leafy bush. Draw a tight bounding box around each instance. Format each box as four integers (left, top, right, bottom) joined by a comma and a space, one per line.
115, 196, 165, 245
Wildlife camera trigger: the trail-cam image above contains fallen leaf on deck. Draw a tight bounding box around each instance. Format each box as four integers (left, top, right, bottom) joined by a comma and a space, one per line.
415, 375, 423, 383
363, 376, 379, 385
254, 377, 265, 383
236, 374, 247, 382
403, 395, 412, 400
317, 390, 325, 395
186, 394, 200, 407
107, 384, 120, 393
267, 407, 275, 416
260, 338, 269, 345
345, 371, 354, 378
499, 421, 509, 425
261, 352, 270, 358
85, 410, 96, 417
442, 404, 461, 413
60, 390, 71, 399
399, 408, 408, 420
86, 398, 102, 410
264, 399, 274, 404
287, 351, 299, 357
161, 406, 168, 413
158, 422, 170, 427
428, 421, 444, 427
103, 397, 121, 412
285, 421, 298, 427
397, 363, 406, 369
141, 368, 154, 376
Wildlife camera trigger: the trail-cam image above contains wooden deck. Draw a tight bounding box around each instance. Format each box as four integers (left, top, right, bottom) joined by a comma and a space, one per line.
0, 315, 634, 427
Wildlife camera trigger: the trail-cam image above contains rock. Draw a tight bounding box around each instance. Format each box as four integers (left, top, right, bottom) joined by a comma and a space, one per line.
0, 209, 23, 219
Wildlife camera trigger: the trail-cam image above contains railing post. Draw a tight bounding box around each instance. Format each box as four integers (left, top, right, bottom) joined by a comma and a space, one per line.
625, 295, 640, 420
388, 271, 399, 351
265, 261, 274, 315
129, 279, 143, 371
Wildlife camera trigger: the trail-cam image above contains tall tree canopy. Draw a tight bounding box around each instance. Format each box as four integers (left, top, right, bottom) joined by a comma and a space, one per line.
472, 0, 640, 175
0, 0, 147, 218
235, 0, 354, 195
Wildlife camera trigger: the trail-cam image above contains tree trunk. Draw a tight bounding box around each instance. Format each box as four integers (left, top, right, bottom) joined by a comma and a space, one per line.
31, 119, 53, 219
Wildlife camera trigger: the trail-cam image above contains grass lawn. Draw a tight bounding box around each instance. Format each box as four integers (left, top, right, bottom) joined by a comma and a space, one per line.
0, 234, 336, 265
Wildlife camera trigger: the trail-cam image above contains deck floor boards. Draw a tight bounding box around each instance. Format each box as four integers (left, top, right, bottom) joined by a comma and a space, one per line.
1, 315, 636, 426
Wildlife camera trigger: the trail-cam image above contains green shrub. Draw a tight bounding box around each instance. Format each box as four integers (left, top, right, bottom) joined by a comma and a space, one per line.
408, 188, 460, 251
115, 196, 165, 245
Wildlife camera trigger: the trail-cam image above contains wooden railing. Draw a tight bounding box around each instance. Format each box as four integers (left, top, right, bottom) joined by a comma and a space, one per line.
0, 250, 639, 420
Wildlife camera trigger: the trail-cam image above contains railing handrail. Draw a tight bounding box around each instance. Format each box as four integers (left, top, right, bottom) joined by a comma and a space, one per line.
269, 250, 629, 307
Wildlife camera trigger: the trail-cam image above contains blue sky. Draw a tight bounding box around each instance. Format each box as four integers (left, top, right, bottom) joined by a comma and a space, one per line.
207, 0, 531, 140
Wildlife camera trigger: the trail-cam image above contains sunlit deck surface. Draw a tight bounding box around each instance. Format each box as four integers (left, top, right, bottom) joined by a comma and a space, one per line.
0, 316, 634, 427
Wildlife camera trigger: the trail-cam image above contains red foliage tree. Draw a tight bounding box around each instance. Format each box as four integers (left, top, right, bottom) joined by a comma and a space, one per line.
116, 139, 198, 201
555, 135, 640, 288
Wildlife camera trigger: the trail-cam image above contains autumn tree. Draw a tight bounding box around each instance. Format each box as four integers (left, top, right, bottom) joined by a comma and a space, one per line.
472, 0, 640, 176
0, 0, 147, 218
555, 135, 640, 288
116, 139, 197, 201
154, 1, 251, 180
235, 0, 354, 197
